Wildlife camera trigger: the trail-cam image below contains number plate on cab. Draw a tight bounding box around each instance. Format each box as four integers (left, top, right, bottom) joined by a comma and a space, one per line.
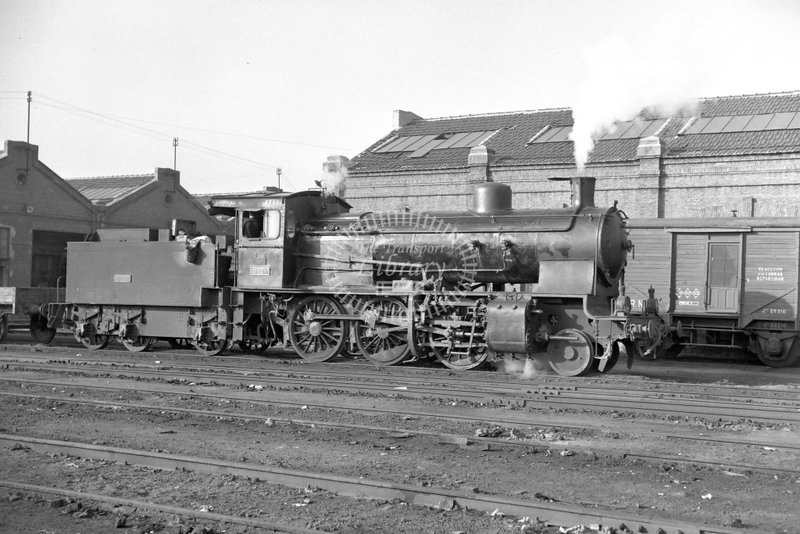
249, 265, 271, 276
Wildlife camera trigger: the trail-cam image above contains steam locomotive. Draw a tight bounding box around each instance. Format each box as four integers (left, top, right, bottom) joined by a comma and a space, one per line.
41, 177, 664, 376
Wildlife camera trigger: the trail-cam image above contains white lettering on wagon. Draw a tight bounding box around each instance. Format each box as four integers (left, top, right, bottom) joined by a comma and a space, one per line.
757, 266, 784, 282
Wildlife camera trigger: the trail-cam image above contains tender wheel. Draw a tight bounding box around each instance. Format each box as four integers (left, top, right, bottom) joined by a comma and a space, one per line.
0, 314, 7, 342
30, 314, 57, 344
75, 323, 110, 351
355, 297, 410, 366
288, 295, 346, 362
192, 325, 228, 356
122, 335, 153, 352
547, 328, 595, 376
755, 335, 800, 368
120, 324, 153, 352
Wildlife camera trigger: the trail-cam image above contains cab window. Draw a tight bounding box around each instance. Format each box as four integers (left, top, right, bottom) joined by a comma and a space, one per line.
241, 210, 281, 240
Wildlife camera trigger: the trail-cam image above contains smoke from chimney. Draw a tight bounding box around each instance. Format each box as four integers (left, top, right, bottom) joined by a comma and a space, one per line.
322, 155, 350, 197
570, 34, 700, 171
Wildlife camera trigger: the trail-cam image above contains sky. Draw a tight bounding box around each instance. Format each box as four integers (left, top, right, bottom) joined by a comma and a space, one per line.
2, 0, 800, 194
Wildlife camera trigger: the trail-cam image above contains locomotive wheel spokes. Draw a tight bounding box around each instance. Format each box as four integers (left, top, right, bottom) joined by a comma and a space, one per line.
426, 309, 488, 370
288, 295, 346, 362
355, 297, 410, 366
29, 314, 57, 344
547, 329, 595, 376
755, 335, 800, 368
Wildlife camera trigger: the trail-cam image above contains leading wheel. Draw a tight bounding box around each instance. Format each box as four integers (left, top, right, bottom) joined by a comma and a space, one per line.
547, 329, 595, 376
30, 314, 57, 344
355, 297, 410, 366
288, 295, 346, 362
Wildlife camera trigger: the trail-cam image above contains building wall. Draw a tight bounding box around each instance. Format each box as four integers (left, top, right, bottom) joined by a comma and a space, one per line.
343, 142, 800, 219
0, 141, 96, 286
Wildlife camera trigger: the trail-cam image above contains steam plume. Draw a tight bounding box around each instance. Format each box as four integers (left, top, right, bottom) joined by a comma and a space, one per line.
570, 34, 700, 171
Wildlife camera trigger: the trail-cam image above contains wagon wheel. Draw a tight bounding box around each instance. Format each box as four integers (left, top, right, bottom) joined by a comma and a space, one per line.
30, 314, 57, 344
355, 297, 410, 366
74, 323, 110, 351
755, 335, 800, 368
288, 295, 346, 362
426, 310, 488, 371
547, 328, 595, 377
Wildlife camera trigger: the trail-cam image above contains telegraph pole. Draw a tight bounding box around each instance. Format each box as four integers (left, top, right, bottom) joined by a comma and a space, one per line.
173, 137, 179, 169
26, 91, 32, 143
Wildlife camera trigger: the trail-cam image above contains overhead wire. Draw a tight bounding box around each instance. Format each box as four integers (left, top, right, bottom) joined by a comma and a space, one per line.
26, 93, 329, 190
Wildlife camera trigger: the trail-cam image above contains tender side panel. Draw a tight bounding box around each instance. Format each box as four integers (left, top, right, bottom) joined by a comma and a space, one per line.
624, 227, 672, 310
672, 233, 709, 313
66, 242, 215, 307
741, 231, 800, 329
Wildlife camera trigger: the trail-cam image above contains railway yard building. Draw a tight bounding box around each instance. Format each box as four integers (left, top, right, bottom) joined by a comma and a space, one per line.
340, 91, 800, 218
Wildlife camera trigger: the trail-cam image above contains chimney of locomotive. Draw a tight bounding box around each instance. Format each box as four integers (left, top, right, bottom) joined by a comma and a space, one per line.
571, 176, 596, 209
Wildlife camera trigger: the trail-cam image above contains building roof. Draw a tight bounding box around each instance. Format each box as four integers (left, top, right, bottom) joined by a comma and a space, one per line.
348, 91, 800, 173
67, 174, 155, 205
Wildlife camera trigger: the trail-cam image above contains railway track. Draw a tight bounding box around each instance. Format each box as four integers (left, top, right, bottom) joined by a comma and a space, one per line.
3, 356, 798, 424
0, 433, 747, 534
2, 345, 796, 532
2, 387, 797, 477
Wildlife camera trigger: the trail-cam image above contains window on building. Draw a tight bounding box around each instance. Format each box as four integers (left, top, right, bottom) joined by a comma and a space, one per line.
0, 227, 9, 260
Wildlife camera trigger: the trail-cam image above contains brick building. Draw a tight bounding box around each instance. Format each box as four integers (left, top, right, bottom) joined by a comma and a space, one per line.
0, 141, 95, 288
68, 170, 224, 237
340, 92, 800, 218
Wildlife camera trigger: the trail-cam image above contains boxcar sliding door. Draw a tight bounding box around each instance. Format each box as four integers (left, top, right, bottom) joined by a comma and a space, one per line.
673, 232, 742, 314
706, 239, 741, 312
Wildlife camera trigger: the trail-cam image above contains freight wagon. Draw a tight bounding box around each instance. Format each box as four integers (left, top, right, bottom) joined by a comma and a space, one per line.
624, 218, 800, 367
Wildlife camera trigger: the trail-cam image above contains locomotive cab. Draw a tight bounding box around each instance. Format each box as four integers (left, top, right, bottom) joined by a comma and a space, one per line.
209, 190, 352, 290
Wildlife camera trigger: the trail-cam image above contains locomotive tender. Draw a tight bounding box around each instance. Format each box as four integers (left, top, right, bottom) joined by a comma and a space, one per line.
44, 177, 663, 376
